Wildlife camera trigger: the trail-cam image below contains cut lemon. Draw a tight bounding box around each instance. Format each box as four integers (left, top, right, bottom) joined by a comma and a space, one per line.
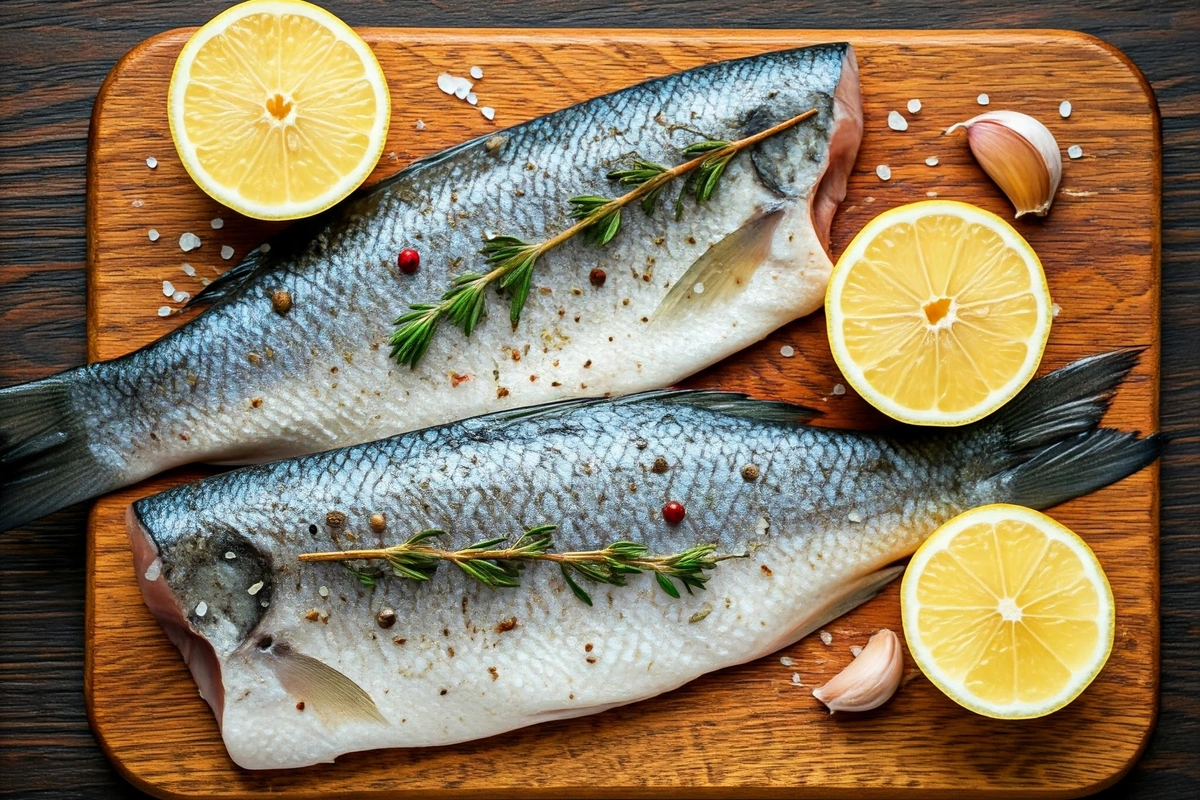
901, 504, 1114, 719
168, 0, 390, 220
826, 200, 1052, 425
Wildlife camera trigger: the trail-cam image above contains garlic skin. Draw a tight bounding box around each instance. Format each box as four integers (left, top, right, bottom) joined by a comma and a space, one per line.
812, 628, 903, 713
946, 110, 1063, 218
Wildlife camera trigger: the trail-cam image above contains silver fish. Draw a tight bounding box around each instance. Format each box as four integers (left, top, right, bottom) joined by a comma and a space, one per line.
128, 350, 1156, 769
0, 44, 863, 531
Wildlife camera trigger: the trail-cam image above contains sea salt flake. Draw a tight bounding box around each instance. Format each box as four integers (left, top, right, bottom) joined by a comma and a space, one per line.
693, 282, 705, 295
1068, 145, 1083, 159
1052, 302, 1062, 317
792, 673, 803, 685
179, 232, 201, 252
415, 119, 426, 130
467, 92, 478, 106
780, 345, 795, 358
907, 98, 922, 114
832, 383, 846, 396
875, 164, 891, 181
925, 156, 939, 167
148, 228, 160, 241
1060, 100, 1072, 118
143, 561, 162, 581
146, 156, 157, 169
172, 290, 190, 303
195, 601, 208, 617
260, 600, 270, 608
200, 277, 212, 286
851, 646, 864, 658
437, 73, 456, 94
481, 106, 495, 121
182, 263, 196, 277
221, 245, 235, 260
247, 581, 264, 596
162, 280, 175, 297
259, 243, 271, 254
926, 190, 939, 197
977, 93, 990, 105
454, 77, 473, 99
210, 217, 224, 229
780, 656, 795, 667
470, 65, 483, 80
887, 110, 908, 131
319, 585, 330, 598
225, 551, 236, 560
847, 511, 863, 523
157, 306, 172, 317
819, 630, 833, 645
131, 199, 144, 208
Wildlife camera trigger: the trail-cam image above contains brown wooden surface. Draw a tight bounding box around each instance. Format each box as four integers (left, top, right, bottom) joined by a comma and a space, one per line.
76, 27, 1160, 799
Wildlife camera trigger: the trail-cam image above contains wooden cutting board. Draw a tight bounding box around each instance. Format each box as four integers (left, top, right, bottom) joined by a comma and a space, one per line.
84, 28, 1160, 799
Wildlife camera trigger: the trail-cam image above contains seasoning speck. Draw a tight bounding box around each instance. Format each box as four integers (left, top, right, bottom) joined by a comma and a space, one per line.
146, 156, 157, 169
907, 98, 921, 114
1052, 302, 1062, 318
162, 280, 175, 297
848, 511, 863, 523
851, 645, 864, 658
481, 106, 495, 121
225, 551, 236, 560
925, 155, 939, 167
179, 232, 201, 252
182, 263, 196, 277
693, 281, 705, 294
326, 511, 347, 527
157, 306, 171, 317
247, 581, 264, 596
318, 585, 330, 598
1068, 145, 1083, 159
887, 110, 908, 131
369, 513, 387, 532
143, 561, 162, 581
259, 243, 271, 254
651, 456, 669, 474
470, 65, 483, 80
780, 656, 795, 667
832, 384, 846, 396
271, 290, 292, 314
195, 601, 208, 617
977, 93, 990, 105
131, 199, 144, 208
148, 229, 160, 241
780, 345, 795, 358
741, 464, 759, 481
221, 245, 235, 260
589, 267, 607, 287
210, 217, 224, 230
875, 164, 891, 181
819, 630, 833, 645
376, 608, 397, 629
792, 673, 803, 685
415, 119, 426, 130
1060, 100, 1072, 118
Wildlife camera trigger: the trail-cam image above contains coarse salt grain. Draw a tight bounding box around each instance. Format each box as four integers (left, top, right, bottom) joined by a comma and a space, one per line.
1068, 145, 1083, 159
481, 106, 495, 121
179, 232, 201, 252
887, 110, 908, 132
319, 585, 330, 598
1052, 302, 1062, 317
756, 515, 769, 536
259, 243, 271, 254
907, 98, 921, 114
780, 345, 795, 358
182, 263, 196, 277
832, 383, 846, 396
925, 156, 939, 167
454, 78, 473, 99
851, 645, 864, 658
157, 306, 172, 317
211, 217, 224, 229
261, 599, 270, 608
415, 119, 426, 130
247, 581, 264, 596
875, 164, 891, 181
144, 561, 162, 581
162, 280, 175, 297
470, 65, 483, 80
195, 601, 208, 617
131, 199, 144, 208
200, 277, 212, 286
466, 92, 478, 106
172, 290, 190, 304
437, 73, 456, 94
225, 551, 236, 560
146, 156, 158, 169
221, 245, 235, 260
847, 511, 863, 523
1060, 100, 1072, 118
780, 656, 795, 667
792, 673, 803, 685
977, 93, 990, 105
819, 630, 833, 645
693, 282, 705, 295
926, 190, 939, 197
148, 229, 160, 241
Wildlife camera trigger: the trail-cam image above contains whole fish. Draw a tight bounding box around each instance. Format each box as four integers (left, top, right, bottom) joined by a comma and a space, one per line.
128, 350, 1156, 769
0, 44, 863, 532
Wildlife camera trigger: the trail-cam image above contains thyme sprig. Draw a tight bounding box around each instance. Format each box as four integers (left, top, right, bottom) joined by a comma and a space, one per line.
388, 108, 817, 367
299, 525, 745, 606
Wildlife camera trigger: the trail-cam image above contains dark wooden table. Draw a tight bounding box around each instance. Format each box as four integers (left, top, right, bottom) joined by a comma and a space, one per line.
0, 2, 1195, 798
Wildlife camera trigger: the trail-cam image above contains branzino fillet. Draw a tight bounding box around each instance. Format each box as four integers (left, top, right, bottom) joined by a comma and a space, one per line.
0, 44, 863, 532
128, 350, 1157, 769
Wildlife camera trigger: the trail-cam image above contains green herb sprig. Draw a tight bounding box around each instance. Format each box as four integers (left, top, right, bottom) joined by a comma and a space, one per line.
299, 525, 744, 606
388, 108, 817, 367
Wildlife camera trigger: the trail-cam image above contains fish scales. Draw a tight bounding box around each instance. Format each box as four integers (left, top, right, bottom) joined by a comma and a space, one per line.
0, 44, 862, 531
129, 351, 1158, 768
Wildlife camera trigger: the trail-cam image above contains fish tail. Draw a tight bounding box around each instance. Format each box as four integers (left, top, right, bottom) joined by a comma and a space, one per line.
985, 348, 1160, 509
0, 367, 123, 532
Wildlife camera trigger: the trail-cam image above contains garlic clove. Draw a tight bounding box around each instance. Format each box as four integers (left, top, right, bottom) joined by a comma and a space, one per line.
946, 110, 1062, 218
812, 628, 903, 713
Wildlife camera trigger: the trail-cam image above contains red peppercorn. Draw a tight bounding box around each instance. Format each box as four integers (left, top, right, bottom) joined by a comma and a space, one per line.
398, 248, 420, 274
662, 501, 685, 524
589, 268, 607, 287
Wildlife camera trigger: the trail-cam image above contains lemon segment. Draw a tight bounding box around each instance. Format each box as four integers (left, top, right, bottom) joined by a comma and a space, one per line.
901, 504, 1114, 719
168, 0, 390, 220
826, 200, 1052, 425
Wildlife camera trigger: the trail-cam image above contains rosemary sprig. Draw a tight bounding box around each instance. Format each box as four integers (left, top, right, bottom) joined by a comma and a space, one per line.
388, 108, 817, 367
298, 525, 745, 606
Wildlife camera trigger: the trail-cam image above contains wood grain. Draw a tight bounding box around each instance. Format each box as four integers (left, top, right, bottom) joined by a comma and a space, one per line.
76, 28, 1160, 800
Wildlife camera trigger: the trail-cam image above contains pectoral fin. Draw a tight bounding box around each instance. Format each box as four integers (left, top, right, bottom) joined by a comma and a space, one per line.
265, 642, 387, 725
652, 207, 784, 323
775, 565, 906, 649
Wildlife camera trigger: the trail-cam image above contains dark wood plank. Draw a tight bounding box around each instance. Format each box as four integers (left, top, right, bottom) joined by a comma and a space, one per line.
1, 2, 1196, 799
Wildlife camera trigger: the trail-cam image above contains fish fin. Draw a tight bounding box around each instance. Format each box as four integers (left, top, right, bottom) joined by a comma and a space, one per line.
652, 207, 785, 323
980, 348, 1160, 509
777, 565, 905, 647
186, 247, 270, 307
485, 390, 818, 429
266, 644, 388, 726
0, 369, 121, 532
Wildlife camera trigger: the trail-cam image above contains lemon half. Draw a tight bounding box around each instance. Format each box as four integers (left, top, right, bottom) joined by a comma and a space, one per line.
901, 504, 1114, 719
168, 0, 390, 220
826, 200, 1052, 425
